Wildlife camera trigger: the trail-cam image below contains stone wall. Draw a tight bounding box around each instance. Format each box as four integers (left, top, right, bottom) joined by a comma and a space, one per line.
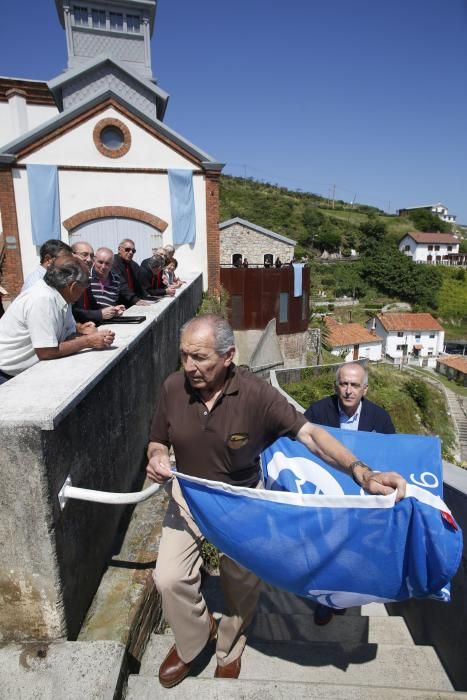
220, 222, 294, 266
0, 274, 202, 642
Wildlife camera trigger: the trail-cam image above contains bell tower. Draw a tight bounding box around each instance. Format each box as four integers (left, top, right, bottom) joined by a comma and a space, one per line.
55, 0, 156, 78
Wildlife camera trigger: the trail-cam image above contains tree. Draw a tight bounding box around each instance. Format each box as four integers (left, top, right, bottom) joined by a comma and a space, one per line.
359, 215, 387, 255
409, 209, 451, 233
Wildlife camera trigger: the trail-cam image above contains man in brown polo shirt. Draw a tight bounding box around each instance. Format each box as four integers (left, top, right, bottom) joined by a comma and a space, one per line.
147, 314, 406, 688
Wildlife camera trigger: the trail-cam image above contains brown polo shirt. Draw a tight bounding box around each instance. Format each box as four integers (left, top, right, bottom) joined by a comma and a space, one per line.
149, 365, 307, 487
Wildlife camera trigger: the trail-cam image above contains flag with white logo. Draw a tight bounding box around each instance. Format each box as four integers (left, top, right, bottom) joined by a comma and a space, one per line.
177, 430, 462, 607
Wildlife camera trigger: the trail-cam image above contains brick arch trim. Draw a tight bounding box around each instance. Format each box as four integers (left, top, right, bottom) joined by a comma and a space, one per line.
63, 206, 168, 233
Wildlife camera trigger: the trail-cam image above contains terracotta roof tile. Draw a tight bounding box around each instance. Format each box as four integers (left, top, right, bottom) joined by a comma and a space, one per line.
376, 313, 444, 332
437, 356, 467, 374
403, 231, 459, 245
324, 319, 382, 347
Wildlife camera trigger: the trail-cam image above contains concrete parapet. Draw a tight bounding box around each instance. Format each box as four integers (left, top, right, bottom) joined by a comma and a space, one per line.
0, 274, 202, 642
387, 462, 467, 691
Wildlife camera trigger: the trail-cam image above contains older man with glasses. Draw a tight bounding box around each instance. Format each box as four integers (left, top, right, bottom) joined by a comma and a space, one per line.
112, 238, 153, 307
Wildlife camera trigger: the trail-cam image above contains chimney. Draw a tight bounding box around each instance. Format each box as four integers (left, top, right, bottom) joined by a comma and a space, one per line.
6, 88, 28, 140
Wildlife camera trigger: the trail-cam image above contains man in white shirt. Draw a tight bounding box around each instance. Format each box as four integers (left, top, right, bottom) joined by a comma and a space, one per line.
0, 258, 114, 384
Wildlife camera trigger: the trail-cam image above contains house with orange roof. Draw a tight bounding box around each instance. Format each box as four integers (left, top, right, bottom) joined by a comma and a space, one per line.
399, 232, 466, 266
324, 317, 382, 362
436, 356, 467, 387
367, 313, 445, 368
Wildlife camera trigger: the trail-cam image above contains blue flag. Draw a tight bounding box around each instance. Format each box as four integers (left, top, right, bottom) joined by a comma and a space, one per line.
177, 430, 462, 607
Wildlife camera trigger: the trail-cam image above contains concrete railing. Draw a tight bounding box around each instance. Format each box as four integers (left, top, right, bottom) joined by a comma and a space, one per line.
0, 273, 202, 643
272, 363, 467, 690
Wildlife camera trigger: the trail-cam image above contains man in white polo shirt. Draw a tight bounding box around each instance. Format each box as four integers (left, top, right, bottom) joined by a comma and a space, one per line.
0, 258, 115, 385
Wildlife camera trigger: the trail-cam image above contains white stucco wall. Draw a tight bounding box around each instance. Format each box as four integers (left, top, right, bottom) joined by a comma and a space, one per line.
399, 235, 459, 263
372, 319, 444, 361
13, 106, 209, 284
330, 342, 382, 362
0, 102, 58, 149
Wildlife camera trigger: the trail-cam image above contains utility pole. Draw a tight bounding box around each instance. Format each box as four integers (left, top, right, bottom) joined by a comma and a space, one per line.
332, 184, 336, 209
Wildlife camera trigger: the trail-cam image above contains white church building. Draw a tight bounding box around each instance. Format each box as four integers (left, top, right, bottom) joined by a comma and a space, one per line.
0, 0, 223, 297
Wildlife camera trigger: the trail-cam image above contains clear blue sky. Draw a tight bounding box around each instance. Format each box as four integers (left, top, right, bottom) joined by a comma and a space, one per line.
2, 1, 467, 222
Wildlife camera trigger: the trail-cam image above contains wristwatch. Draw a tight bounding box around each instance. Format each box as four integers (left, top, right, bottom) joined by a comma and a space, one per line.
348, 460, 372, 485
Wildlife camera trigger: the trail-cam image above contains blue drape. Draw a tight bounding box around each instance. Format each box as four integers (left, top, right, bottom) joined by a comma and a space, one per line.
27, 165, 61, 246
168, 169, 196, 246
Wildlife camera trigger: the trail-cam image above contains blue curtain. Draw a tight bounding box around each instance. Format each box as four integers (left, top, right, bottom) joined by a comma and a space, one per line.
168, 169, 196, 246
27, 165, 61, 246
293, 262, 304, 297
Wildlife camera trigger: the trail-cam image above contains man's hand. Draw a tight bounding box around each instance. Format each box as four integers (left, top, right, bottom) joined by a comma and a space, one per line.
357, 467, 406, 502
101, 306, 119, 319
147, 441, 172, 484
86, 330, 115, 349
165, 287, 176, 297
76, 321, 96, 335
115, 305, 126, 316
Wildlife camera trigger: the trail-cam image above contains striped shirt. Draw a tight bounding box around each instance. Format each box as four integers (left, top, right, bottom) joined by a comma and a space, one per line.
89, 269, 120, 307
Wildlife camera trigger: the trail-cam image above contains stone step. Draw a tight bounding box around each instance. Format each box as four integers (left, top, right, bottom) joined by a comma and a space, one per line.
127, 676, 467, 700
138, 634, 453, 692
249, 612, 412, 645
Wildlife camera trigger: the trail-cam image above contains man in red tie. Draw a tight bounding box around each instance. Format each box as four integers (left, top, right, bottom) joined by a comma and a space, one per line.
112, 238, 153, 307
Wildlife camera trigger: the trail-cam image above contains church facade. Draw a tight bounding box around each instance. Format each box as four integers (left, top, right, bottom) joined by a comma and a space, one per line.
0, 0, 222, 296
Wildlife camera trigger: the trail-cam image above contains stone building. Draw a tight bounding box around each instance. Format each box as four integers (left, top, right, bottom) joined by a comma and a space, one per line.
219, 217, 296, 267
0, 0, 223, 296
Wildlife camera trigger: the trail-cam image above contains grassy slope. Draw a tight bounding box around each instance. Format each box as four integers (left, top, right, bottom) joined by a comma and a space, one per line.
284, 364, 457, 459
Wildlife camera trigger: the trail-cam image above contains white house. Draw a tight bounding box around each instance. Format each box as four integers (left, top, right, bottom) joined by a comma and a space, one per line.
324, 317, 382, 362
0, 0, 223, 297
367, 313, 444, 368
398, 203, 456, 224
399, 232, 460, 264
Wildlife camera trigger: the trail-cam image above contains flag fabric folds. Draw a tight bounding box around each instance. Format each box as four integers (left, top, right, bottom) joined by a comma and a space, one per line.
177, 430, 462, 608
27, 164, 61, 246
168, 169, 196, 245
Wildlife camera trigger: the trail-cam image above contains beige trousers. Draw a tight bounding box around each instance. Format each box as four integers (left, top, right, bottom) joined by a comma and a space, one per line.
153, 478, 262, 665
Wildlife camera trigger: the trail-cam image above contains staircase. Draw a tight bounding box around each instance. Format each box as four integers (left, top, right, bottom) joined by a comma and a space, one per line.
446, 391, 467, 462
126, 574, 466, 699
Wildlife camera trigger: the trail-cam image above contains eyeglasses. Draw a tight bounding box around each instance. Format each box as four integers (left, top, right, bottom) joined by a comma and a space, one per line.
124, 247, 136, 253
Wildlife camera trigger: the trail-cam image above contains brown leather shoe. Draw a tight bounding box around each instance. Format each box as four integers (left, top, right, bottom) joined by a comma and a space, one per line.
214, 656, 241, 679
159, 644, 191, 688
159, 614, 217, 688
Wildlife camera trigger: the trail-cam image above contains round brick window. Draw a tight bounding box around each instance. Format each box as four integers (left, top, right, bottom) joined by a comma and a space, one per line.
93, 118, 131, 158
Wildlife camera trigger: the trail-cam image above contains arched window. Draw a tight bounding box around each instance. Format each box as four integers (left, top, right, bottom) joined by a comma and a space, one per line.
264, 254, 273, 268
232, 254, 242, 267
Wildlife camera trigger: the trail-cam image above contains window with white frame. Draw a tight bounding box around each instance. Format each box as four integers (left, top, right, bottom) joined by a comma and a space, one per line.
91, 9, 106, 28
73, 6, 88, 25
127, 14, 141, 32
110, 12, 123, 30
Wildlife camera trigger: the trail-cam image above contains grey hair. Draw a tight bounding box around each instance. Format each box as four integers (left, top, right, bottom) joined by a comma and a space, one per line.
148, 254, 166, 271
118, 238, 135, 248
95, 246, 114, 259
181, 314, 235, 355
163, 244, 175, 255
335, 362, 368, 386
44, 259, 89, 289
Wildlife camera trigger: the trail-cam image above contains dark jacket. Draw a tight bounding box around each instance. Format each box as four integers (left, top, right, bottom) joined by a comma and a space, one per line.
304, 395, 395, 434
138, 258, 168, 298
112, 255, 145, 308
